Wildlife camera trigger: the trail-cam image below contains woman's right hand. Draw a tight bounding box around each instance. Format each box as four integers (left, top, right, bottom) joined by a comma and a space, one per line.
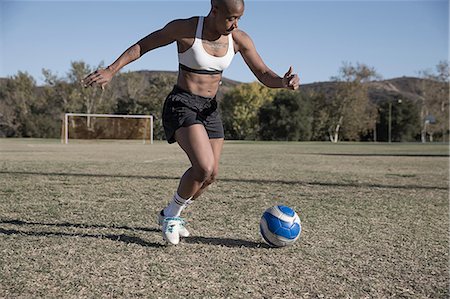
82, 67, 114, 89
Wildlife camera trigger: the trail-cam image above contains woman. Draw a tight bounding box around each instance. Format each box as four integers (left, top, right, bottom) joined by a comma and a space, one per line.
83, 0, 300, 245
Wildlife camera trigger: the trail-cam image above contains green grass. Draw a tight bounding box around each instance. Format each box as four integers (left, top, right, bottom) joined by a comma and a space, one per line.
0, 139, 448, 298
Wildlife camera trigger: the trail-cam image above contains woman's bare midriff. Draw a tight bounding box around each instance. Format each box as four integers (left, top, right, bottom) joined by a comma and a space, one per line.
177, 69, 222, 98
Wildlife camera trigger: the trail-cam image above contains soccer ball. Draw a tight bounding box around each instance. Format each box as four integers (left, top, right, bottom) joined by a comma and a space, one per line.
260, 205, 301, 247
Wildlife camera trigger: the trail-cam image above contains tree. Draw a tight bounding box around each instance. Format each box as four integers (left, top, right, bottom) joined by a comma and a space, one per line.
376, 97, 421, 142
308, 91, 331, 141
221, 82, 275, 140
323, 62, 381, 142
0, 77, 16, 136
418, 61, 449, 142
114, 72, 177, 140
41, 69, 77, 137
0, 72, 38, 137
258, 90, 312, 141
67, 61, 111, 127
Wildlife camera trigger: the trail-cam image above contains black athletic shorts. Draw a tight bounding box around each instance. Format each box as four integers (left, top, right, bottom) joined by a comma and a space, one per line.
162, 85, 224, 144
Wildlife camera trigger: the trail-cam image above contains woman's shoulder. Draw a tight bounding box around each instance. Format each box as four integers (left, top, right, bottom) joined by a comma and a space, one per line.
231, 29, 253, 51
232, 29, 250, 41
170, 16, 198, 27
166, 17, 198, 37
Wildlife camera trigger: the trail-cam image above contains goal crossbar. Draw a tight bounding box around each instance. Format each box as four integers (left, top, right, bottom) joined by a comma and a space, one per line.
63, 113, 153, 144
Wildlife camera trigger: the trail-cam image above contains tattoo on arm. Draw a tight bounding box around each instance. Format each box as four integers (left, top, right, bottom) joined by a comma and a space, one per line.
108, 44, 141, 73
128, 44, 141, 59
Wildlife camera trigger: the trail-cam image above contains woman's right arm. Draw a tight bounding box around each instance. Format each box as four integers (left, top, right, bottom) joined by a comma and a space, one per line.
83, 19, 183, 88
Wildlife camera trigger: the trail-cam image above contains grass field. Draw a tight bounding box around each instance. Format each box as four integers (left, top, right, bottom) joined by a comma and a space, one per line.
0, 139, 448, 298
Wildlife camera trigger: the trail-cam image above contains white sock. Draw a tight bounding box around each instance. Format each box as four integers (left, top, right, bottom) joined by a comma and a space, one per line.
163, 192, 192, 217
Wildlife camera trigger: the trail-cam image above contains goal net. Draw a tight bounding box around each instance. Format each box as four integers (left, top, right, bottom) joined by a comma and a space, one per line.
62, 113, 153, 144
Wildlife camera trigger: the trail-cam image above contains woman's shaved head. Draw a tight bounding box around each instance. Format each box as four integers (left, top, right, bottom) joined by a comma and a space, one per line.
211, 0, 244, 11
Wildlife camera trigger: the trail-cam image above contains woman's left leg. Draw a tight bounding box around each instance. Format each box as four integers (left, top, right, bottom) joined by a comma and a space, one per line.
192, 137, 224, 199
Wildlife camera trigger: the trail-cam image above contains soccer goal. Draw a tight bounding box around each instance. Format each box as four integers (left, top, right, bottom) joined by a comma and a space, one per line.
62, 113, 153, 144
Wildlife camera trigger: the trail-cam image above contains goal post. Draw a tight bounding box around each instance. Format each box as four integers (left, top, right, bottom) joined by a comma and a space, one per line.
62, 113, 153, 144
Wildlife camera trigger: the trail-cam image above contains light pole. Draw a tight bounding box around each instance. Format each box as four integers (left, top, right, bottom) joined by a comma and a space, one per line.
388, 98, 402, 143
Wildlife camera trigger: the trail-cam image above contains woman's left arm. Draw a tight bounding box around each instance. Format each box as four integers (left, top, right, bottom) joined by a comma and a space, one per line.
233, 30, 300, 90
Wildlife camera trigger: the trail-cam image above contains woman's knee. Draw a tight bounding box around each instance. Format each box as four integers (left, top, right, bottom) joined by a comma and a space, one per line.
204, 168, 218, 186
191, 162, 215, 183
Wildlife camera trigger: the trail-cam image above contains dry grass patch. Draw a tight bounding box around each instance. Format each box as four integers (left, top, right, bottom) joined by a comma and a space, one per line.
0, 140, 448, 298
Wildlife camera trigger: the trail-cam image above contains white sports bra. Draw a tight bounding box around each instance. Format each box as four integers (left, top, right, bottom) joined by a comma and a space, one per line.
178, 16, 235, 75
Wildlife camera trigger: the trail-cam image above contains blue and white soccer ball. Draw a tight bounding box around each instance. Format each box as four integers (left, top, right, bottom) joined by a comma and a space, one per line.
260, 205, 301, 247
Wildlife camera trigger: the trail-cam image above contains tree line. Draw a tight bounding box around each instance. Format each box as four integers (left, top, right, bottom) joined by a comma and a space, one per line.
0, 61, 448, 142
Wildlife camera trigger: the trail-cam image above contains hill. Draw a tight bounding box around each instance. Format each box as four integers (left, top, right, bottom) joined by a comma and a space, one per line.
116, 72, 443, 108
121, 71, 441, 104
300, 76, 438, 104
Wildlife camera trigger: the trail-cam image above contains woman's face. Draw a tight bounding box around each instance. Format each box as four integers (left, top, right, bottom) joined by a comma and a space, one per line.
213, 3, 244, 35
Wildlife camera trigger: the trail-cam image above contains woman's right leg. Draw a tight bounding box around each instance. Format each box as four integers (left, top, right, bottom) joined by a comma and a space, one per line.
160, 124, 215, 245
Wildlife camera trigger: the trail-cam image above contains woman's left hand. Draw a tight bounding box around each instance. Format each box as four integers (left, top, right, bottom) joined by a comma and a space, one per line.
282, 66, 300, 90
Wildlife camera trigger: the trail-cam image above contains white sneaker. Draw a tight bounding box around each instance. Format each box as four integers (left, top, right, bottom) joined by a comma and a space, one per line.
158, 210, 190, 238
162, 217, 182, 245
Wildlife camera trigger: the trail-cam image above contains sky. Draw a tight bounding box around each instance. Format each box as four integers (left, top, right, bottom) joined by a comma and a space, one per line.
0, 0, 448, 85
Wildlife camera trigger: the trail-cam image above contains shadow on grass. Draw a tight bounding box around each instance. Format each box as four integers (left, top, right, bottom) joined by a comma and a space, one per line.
0, 170, 446, 190
0, 219, 159, 233
0, 227, 164, 248
184, 236, 270, 249
0, 220, 269, 249
0, 219, 163, 248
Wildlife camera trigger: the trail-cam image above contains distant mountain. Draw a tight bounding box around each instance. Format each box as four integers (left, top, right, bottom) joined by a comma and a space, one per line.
124, 72, 442, 105
367, 77, 430, 103
300, 76, 436, 104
